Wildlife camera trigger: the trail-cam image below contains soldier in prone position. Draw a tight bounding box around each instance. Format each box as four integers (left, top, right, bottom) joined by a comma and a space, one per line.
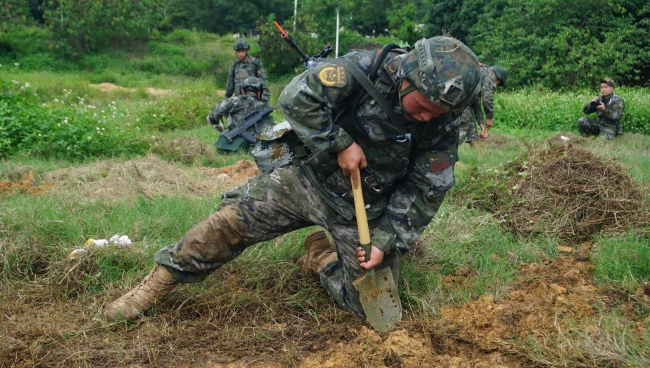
105, 36, 483, 324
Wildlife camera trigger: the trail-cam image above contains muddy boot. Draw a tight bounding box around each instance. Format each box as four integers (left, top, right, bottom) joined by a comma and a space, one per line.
298, 230, 338, 275
104, 264, 179, 322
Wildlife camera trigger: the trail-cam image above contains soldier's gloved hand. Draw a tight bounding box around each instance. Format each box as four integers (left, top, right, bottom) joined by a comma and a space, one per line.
213, 122, 225, 132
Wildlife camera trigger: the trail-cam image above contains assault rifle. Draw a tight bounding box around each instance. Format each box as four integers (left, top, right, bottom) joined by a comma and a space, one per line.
273, 20, 333, 69
222, 106, 277, 144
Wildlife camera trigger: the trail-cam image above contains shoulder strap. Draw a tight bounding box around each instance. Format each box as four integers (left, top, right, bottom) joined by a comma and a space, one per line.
327, 56, 410, 139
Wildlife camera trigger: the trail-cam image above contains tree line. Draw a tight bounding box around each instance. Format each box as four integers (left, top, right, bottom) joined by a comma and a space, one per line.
1, 0, 649, 89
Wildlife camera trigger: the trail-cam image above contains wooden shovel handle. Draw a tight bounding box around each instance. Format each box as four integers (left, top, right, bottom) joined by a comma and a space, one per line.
351, 168, 371, 261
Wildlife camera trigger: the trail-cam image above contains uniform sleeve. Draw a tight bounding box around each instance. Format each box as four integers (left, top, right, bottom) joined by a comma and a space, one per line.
370, 130, 459, 255
225, 62, 236, 98
255, 59, 272, 102
603, 96, 624, 121
208, 99, 235, 128
583, 100, 596, 114
278, 64, 356, 153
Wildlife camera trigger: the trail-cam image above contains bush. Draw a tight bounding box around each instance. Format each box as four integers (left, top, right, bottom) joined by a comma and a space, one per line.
0, 81, 149, 159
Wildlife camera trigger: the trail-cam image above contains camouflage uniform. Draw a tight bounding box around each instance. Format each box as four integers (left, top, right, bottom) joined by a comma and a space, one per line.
577, 94, 625, 140
458, 64, 496, 144
208, 91, 274, 152
155, 37, 481, 318
225, 56, 271, 102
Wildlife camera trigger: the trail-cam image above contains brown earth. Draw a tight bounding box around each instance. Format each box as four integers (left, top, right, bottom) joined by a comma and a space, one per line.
89, 82, 172, 96
1, 139, 649, 367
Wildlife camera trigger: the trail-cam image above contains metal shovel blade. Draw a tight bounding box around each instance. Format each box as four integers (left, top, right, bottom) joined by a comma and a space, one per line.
349, 168, 402, 332
352, 266, 402, 332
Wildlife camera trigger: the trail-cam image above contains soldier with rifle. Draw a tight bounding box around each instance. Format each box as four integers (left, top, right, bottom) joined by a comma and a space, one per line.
225, 39, 271, 102
208, 77, 275, 153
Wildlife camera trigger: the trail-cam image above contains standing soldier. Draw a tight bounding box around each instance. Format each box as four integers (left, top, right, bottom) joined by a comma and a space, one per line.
458, 64, 507, 145
225, 39, 271, 102
209, 77, 275, 152
104, 36, 482, 328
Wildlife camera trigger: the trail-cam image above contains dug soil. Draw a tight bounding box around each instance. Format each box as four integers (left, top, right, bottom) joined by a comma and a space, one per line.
1, 136, 648, 367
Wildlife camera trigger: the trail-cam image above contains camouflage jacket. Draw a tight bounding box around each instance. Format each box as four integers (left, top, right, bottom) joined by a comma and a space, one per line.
208, 92, 274, 131
225, 56, 271, 102
279, 49, 461, 257
582, 93, 625, 125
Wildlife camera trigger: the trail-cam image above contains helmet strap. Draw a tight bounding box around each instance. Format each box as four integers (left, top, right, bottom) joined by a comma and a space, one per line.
398, 79, 418, 121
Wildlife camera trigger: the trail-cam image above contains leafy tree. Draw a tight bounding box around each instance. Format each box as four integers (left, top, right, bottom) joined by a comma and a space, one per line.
387, 2, 424, 45
469, 0, 650, 88
339, 0, 392, 36
1, 0, 33, 30
162, 0, 293, 35
42, 0, 166, 54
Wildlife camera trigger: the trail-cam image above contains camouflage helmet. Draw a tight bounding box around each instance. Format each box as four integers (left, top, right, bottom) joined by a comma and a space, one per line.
490, 65, 507, 86
242, 77, 262, 93
233, 39, 250, 51
395, 37, 482, 113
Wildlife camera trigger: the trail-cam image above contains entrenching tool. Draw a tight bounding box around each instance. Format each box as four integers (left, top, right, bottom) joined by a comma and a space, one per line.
350, 168, 402, 332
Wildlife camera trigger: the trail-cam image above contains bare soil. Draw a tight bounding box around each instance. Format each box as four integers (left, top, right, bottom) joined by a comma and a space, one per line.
89, 82, 172, 96
1, 138, 649, 367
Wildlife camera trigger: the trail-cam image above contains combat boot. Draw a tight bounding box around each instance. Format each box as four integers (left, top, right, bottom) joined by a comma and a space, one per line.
104, 264, 178, 321
298, 230, 338, 275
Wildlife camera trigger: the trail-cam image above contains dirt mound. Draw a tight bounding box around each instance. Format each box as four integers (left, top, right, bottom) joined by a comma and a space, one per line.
442, 253, 597, 350
0, 171, 52, 196
89, 82, 171, 96
493, 137, 648, 244
297, 325, 518, 368
204, 159, 260, 187
43, 155, 258, 202
150, 136, 211, 164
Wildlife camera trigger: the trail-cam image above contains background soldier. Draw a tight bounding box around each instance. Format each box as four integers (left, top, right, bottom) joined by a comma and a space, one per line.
208, 77, 274, 152
577, 77, 625, 140
458, 64, 507, 145
105, 36, 482, 327
225, 39, 271, 102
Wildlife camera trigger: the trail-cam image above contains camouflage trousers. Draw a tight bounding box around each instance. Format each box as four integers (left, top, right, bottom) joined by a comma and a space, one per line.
154, 164, 399, 318
458, 108, 479, 144
577, 117, 621, 140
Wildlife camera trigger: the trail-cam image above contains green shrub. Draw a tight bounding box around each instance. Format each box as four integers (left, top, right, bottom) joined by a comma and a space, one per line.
137, 92, 213, 132
0, 81, 149, 159
88, 71, 120, 84
162, 29, 199, 46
